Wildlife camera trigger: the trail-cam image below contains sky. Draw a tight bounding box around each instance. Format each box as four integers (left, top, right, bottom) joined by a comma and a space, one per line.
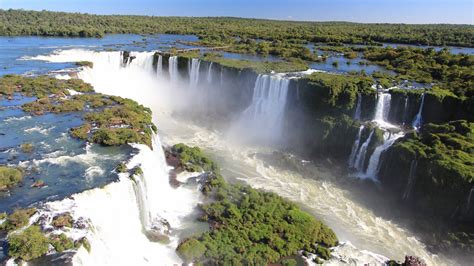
0, 0, 472, 24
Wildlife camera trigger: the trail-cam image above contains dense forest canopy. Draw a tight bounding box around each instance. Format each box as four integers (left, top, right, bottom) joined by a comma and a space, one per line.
1, 9, 473, 47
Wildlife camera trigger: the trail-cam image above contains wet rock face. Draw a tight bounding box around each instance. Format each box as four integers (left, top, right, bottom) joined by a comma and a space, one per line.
403, 255, 427, 266
121, 51, 136, 66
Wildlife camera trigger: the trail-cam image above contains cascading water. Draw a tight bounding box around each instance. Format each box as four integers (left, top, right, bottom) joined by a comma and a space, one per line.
207, 62, 213, 83
232, 74, 290, 143
169, 56, 179, 82
188, 58, 201, 87
402, 159, 418, 200
29, 49, 448, 265
348, 125, 364, 168
353, 129, 374, 172
156, 54, 163, 76
354, 93, 362, 120
401, 96, 409, 125
373, 92, 391, 124
412, 93, 425, 129
364, 132, 404, 179
129, 52, 155, 73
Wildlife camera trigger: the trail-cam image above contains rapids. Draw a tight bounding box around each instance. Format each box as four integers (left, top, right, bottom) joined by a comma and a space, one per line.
30, 49, 450, 265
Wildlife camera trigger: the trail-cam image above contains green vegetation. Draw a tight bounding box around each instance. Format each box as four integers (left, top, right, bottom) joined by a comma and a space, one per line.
170, 143, 218, 172
50, 233, 75, 253
200, 53, 308, 73
116, 162, 128, 173
0, 166, 23, 190
7, 226, 50, 261
394, 120, 473, 184
0, 75, 93, 98
52, 213, 73, 228
75, 61, 94, 68
304, 72, 374, 110
1, 75, 156, 147
1, 208, 36, 231
173, 144, 338, 264
1, 9, 472, 47
76, 237, 91, 253
364, 47, 474, 97
20, 143, 34, 153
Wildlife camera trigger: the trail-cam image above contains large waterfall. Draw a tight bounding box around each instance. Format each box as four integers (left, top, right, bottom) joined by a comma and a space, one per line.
169, 56, 179, 82
231, 74, 290, 143
188, 58, 201, 87
353, 129, 374, 172
412, 93, 425, 129
363, 132, 404, 179
373, 92, 391, 125
28, 50, 205, 265
156, 54, 163, 77
27, 49, 447, 266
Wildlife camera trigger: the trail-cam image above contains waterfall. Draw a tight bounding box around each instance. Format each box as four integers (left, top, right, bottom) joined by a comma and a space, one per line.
374, 92, 391, 123
169, 56, 179, 82
156, 55, 163, 76
348, 125, 364, 168
188, 58, 201, 87
364, 132, 404, 179
412, 93, 425, 129
71, 137, 183, 265
354, 94, 362, 120
129, 52, 155, 73
207, 62, 213, 83
402, 159, 418, 200
233, 74, 290, 143
353, 129, 374, 172
401, 96, 409, 125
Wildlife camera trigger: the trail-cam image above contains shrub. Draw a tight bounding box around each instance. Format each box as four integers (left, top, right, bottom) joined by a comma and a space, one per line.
20, 143, 34, 153
7, 226, 49, 261
177, 239, 206, 262
1, 208, 36, 231
50, 233, 74, 253
0, 166, 23, 190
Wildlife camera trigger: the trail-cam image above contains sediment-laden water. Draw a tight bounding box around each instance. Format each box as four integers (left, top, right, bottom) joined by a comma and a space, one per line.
26, 49, 453, 264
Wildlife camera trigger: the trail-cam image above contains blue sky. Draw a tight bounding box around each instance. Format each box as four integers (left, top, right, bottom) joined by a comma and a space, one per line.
0, 0, 472, 24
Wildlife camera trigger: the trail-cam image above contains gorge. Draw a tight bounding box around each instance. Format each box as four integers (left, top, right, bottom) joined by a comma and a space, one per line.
0, 22, 472, 264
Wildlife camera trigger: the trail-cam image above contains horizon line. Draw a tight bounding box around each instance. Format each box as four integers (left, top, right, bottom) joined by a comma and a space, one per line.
3, 8, 473, 26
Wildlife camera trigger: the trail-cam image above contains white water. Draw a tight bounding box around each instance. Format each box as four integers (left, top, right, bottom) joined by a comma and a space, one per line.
348, 125, 364, 168
156, 54, 163, 76
412, 93, 425, 129
354, 93, 362, 120
353, 129, 374, 172
31, 49, 449, 265
402, 96, 409, 125
207, 62, 213, 83
188, 58, 201, 87
168, 56, 179, 82
373, 92, 392, 126
363, 132, 404, 180
231, 74, 290, 143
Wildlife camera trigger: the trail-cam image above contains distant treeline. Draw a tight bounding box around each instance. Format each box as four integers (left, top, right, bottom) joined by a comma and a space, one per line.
1, 9, 473, 47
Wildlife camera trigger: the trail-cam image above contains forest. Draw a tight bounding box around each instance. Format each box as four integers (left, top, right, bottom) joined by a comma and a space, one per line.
1, 9, 473, 47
